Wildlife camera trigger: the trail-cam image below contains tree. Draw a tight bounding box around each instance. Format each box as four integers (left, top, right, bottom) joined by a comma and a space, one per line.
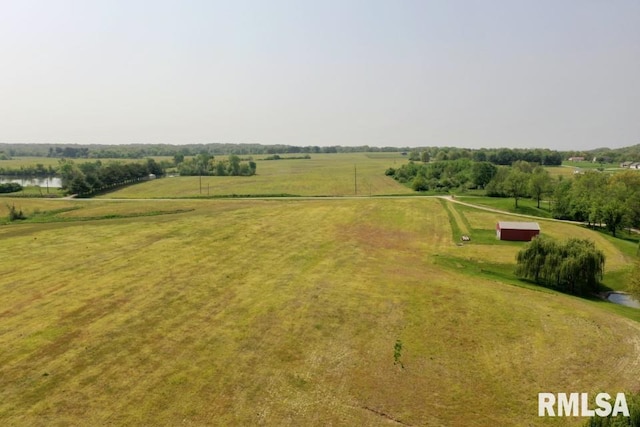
601, 181, 630, 237
227, 155, 241, 176
610, 171, 640, 228
516, 237, 605, 295
420, 151, 430, 163
435, 151, 448, 162
529, 166, 552, 208
511, 160, 533, 174
57, 159, 88, 194
503, 169, 530, 208
629, 256, 640, 303
569, 171, 608, 225
485, 166, 510, 197
471, 162, 497, 189
412, 175, 428, 191
215, 162, 227, 176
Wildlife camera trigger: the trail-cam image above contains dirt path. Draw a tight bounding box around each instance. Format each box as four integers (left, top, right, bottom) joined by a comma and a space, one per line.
438, 195, 585, 225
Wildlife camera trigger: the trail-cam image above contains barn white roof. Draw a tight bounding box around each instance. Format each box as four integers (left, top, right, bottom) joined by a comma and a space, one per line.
497, 221, 540, 230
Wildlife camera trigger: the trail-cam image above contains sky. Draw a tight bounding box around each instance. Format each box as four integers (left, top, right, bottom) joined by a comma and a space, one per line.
0, 0, 638, 150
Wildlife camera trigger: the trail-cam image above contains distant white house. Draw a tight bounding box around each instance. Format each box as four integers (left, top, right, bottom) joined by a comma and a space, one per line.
568, 156, 585, 161
630, 163, 640, 170
621, 161, 633, 168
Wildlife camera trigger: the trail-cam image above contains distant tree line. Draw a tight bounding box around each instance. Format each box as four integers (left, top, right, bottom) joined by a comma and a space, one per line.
516, 237, 605, 295
405, 147, 563, 166
568, 143, 640, 164
3, 142, 640, 162
174, 153, 256, 176
47, 146, 90, 158
0, 163, 57, 177
58, 158, 164, 196
0, 143, 407, 159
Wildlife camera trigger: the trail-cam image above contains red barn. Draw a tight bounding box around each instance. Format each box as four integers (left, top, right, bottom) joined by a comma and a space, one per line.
496, 221, 540, 241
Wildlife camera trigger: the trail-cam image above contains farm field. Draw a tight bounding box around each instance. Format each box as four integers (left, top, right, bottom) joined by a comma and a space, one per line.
1, 196, 639, 426
99, 153, 413, 198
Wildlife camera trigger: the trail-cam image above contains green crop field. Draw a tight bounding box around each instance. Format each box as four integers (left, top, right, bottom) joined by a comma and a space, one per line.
1, 195, 639, 426
99, 153, 413, 198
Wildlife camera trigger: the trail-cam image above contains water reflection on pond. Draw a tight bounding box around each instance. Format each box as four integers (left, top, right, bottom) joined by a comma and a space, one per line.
607, 292, 640, 309
0, 177, 62, 188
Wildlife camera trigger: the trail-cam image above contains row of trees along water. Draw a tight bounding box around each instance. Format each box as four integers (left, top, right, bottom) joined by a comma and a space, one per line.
58, 158, 164, 196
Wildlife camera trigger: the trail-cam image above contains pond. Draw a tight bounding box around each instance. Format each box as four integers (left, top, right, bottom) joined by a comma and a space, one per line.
0, 177, 62, 188
607, 292, 640, 309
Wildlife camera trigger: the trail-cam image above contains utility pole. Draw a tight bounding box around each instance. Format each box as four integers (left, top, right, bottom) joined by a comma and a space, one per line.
354, 165, 357, 195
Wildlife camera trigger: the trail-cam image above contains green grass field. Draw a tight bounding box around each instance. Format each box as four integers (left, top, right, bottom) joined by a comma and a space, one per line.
455, 195, 554, 218
99, 153, 413, 198
1, 194, 639, 426
563, 161, 621, 170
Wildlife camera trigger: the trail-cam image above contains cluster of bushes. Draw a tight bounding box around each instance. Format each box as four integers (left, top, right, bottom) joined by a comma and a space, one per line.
0, 183, 22, 193
583, 391, 640, 426
58, 158, 164, 195
516, 237, 605, 295
386, 159, 498, 192
7, 204, 26, 221
263, 154, 311, 160
176, 154, 256, 176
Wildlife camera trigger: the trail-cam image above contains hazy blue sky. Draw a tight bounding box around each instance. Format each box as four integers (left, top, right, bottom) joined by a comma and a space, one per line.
1, 0, 638, 149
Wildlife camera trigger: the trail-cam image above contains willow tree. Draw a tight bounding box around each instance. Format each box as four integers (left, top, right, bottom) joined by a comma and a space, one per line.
516, 236, 605, 295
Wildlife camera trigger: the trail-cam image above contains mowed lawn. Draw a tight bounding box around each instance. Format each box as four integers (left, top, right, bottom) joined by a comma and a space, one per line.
1, 198, 639, 426
100, 153, 413, 198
